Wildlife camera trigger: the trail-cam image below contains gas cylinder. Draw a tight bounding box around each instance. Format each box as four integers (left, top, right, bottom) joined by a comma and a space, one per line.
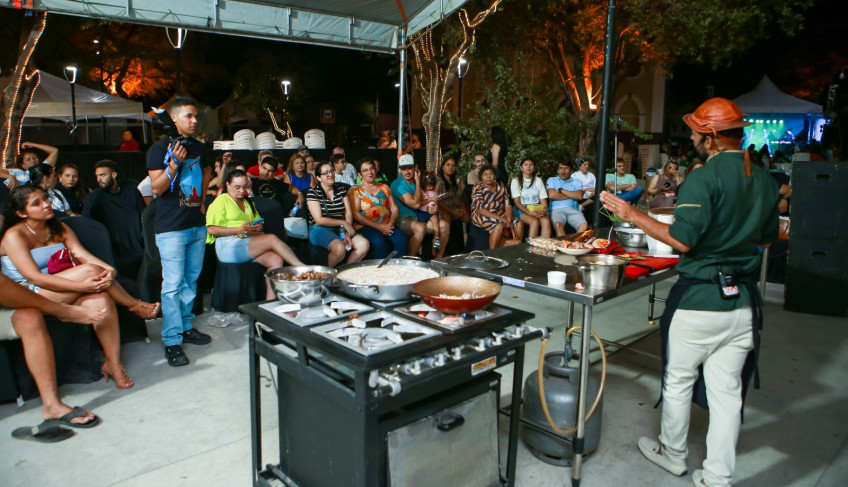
520, 352, 603, 466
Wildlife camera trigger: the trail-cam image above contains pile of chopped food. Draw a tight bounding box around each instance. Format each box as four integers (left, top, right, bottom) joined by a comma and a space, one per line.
279, 270, 332, 281
437, 292, 480, 299
527, 237, 561, 251
558, 240, 592, 250
337, 265, 439, 286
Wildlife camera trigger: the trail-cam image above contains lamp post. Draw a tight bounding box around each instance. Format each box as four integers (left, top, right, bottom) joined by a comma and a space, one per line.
166, 27, 188, 95
457, 57, 469, 119
63, 65, 78, 144
281, 80, 292, 138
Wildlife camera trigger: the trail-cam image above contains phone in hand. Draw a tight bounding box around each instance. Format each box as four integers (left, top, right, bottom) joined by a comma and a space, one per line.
251, 218, 264, 225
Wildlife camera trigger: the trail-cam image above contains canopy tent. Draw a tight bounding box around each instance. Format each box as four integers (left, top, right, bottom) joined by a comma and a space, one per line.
0, 70, 147, 120
733, 76, 825, 152
15, 0, 469, 54
733, 76, 823, 114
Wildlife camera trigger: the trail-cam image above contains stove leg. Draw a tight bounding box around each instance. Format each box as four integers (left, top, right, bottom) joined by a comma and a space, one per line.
248, 318, 263, 486
505, 345, 525, 487
570, 305, 593, 486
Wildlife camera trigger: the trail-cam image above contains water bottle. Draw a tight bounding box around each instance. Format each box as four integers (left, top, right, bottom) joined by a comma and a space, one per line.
339, 225, 352, 251
289, 201, 300, 217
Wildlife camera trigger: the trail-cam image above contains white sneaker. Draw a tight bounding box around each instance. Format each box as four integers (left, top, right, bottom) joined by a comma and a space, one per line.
637, 437, 687, 476
433, 237, 441, 249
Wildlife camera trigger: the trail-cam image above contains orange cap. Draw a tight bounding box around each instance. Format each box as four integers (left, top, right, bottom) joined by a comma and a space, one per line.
682, 98, 752, 135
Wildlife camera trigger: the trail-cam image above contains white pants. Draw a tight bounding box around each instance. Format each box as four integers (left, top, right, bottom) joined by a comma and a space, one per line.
659, 308, 753, 487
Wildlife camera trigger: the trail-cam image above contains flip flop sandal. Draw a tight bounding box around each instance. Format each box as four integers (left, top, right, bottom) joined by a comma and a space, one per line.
53, 406, 101, 429
12, 421, 74, 443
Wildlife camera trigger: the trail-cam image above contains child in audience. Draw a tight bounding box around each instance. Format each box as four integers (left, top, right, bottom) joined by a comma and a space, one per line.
417, 173, 442, 249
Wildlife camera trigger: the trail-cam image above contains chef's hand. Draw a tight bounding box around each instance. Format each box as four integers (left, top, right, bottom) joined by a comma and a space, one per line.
599, 191, 637, 222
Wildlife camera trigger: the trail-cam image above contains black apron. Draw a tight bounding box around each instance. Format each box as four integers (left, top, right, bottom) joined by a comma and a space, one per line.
657, 266, 762, 411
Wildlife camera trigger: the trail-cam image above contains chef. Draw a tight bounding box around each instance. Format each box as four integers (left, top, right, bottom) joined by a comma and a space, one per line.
600, 97, 779, 487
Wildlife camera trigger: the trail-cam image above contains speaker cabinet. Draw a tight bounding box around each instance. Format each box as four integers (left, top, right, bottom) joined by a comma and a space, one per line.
785, 238, 847, 317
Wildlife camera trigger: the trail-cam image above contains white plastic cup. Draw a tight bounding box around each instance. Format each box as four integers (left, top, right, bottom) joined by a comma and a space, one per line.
547, 271, 567, 286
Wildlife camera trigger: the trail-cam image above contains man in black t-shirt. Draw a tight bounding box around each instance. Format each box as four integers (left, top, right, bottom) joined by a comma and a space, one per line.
249, 156, 296, 215
83, 159, 146, 278
146, 97, 212, 367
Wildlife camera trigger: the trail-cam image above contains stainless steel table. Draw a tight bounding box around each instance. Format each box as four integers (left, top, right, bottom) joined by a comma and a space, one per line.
433, 231, 679, 486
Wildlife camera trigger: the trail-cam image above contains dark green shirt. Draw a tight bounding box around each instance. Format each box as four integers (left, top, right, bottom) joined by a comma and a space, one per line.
669, 150, 779, 311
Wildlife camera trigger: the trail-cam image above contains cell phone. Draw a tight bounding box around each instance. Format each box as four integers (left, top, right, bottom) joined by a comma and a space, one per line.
436, 192, 448, 200
251, 218, 264, 225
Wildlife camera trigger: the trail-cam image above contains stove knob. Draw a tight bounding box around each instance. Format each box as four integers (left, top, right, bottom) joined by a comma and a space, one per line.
490, 333, 504, 346
451, 347, 464, 361
432, 352, 448, 367
510, 326, 526, 339
471, 338, 487, 352
402, 360, 422, 376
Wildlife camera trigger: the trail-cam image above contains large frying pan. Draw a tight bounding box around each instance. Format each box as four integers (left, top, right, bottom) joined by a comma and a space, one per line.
413, 276, 502, 314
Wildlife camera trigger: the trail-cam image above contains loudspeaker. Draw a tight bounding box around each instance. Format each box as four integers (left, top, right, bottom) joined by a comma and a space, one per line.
789, 162, 848, 240
785, 238, 848, 317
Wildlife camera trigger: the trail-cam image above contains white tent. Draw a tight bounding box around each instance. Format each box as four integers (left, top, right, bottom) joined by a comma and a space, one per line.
0, 70, 147, 120
24, 0, 470, 54
733, 76, 823, 114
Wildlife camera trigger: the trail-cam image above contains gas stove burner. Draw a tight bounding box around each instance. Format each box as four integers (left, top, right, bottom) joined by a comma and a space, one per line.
311, 311, 440, 355
396, 303, 511, 331
259, 293, 373, 327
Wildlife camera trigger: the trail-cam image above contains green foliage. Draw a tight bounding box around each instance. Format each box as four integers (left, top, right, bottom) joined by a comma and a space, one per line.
448, 56, 587, 181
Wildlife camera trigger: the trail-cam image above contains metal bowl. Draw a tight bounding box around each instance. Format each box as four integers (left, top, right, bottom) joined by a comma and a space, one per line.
575, 255, 628, 289
614, 228, 648, 248
265, 265, 337, 305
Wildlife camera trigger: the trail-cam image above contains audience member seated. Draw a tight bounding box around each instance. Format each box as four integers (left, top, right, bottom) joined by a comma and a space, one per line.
28, 164, 75, 217
605, 157, 644, 205
249, 156, 297, 216
511, 157, 551, 239
647, 159, 683, 209
546, 160, 588, 236
206, 169, 304, 299
306, 161, 369, 267
391, 154, 446, 256
207, 152, 230, 197
350, 159, 408, 259
214, 159, 249, 198
332, 153, 355, 187
2, 272, 108, 441
82, 159, 146, 278
332, 145, 358, 183
436, 156, 468, 257
55, 164, 89, 214
118, 129, 140, 152
246, 149, 283, 178
571, 157, 596, 214
1, 141, 59, 188
471, 164, 522, 248
354, 157, 389, 184
0, 186, 159, 390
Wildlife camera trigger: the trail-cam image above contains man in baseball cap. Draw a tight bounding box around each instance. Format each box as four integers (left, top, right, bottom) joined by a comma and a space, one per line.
601, 97, 778, 487
390, 154, 444, 256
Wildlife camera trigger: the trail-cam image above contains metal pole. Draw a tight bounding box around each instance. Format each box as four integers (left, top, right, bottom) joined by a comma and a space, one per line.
458, 75, 464, 120
175, 48, 182, 96
69, 82, 78, 150
593, 0, 617, 229
396, 25, 407, 158
571, 304, 594, 486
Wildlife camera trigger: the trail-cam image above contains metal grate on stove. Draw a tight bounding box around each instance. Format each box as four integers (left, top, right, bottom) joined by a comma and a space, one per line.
259, 293, 373, 327
310, 310, 441, 355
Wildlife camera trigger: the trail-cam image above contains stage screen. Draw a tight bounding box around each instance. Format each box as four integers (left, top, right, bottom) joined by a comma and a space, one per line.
743, 115, 826, 155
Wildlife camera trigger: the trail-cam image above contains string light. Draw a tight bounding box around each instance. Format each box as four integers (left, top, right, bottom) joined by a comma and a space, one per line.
2, 13, 46, 168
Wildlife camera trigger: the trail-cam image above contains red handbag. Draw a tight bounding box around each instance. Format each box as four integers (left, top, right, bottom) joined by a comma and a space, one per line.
47, 248, 79, 274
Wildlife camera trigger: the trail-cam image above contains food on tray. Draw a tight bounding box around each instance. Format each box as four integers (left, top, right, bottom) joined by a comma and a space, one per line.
278, 270, 332, 281
558, 240, 592, 250
527, 237, 561, 251
337, 265, 439, 286
591, 239, 611, 249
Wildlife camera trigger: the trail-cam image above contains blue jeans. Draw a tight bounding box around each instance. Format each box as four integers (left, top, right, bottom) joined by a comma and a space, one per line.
359, 225, 409, 259
155, 226, 206, 346
617, 186, 644, 204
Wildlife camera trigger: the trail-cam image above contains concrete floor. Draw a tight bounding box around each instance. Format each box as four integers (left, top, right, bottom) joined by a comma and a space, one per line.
1, 281, 846, 487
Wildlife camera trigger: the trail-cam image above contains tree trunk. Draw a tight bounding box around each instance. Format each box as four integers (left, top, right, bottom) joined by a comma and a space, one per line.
1, 12, 47, 167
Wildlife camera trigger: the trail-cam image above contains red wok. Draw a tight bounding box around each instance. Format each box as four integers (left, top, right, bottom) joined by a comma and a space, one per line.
413, 276, 502, 314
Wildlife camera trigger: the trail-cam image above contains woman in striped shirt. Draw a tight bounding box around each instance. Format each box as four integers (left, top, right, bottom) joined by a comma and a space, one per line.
305, 161, 369, 267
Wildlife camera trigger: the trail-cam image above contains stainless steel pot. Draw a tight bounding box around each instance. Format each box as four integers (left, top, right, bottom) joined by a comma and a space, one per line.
334, 258, 443, 301
614, 228, 648, 248
576, 255, 627, 289
265, 265, 337, 305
